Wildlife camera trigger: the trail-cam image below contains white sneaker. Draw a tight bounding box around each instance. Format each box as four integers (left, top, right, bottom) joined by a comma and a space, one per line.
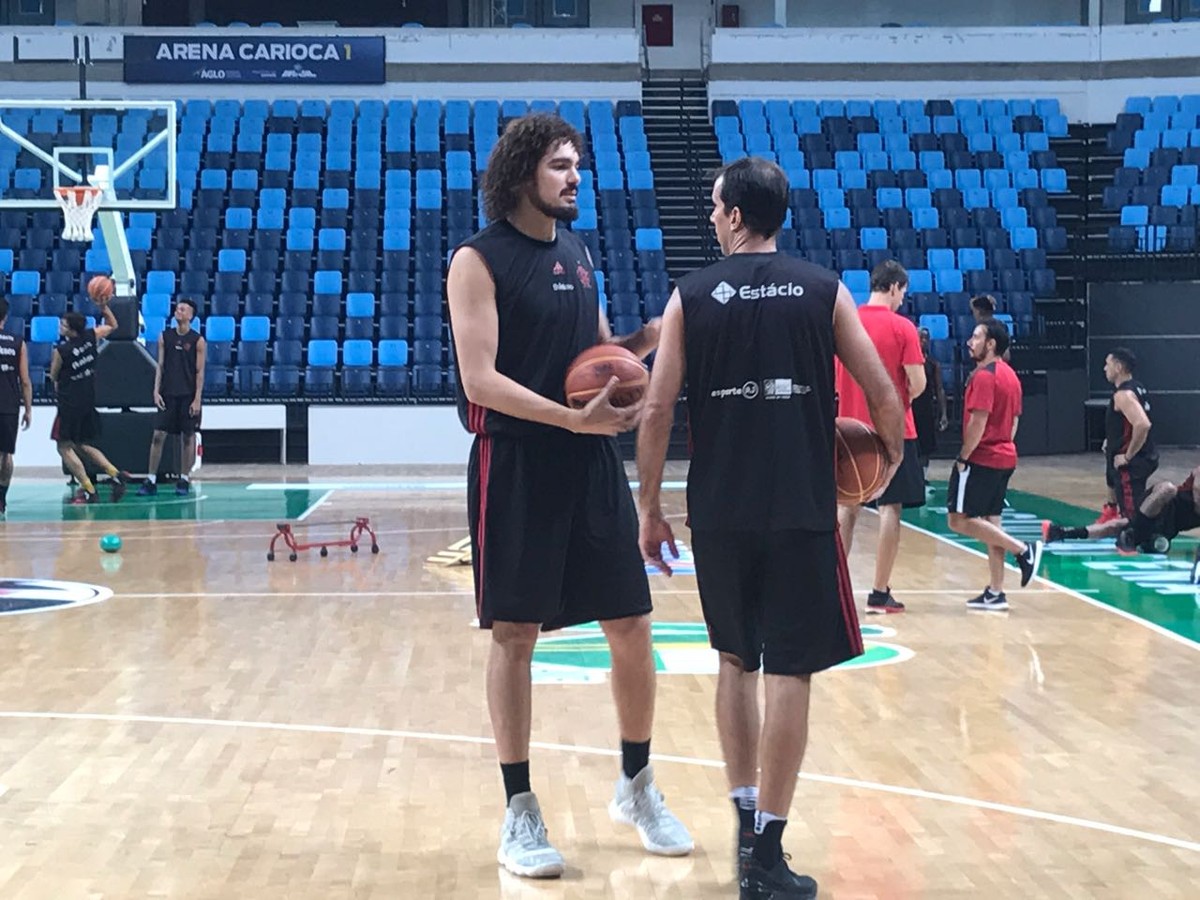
497, 792, 565, 879
609, 765, 694, 856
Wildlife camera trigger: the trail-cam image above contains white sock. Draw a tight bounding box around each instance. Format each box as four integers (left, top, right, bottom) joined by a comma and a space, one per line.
147, 473, 156, 484
754, 809, 786, 835
180, 474, 190, 483
730, 786, 758, 810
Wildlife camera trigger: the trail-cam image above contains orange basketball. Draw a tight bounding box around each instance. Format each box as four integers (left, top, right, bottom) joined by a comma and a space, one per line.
564, 344, 649, 409
87, 275, 114, 303
835, 417, 889, 505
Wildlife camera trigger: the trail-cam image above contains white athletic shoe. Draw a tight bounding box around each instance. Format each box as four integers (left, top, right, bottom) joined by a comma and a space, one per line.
609, 765, 694, 856
497, 792, 565, 879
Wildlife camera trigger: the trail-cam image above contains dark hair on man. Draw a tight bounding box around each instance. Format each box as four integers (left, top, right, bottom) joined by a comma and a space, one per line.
1108, 346, 1137, 374
0, 297, 7, 322
713, 156, 789, 239
63, 312, 87, 335
869, 260, 908, 293
481, 113, 584, 222
980, 317, 1010, 357
175, 297, 198, 315
970, 294, 997, 316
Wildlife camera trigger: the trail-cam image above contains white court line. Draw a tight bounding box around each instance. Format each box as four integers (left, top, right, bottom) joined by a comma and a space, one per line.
296, 489, 335, 522
0, 524, 465, 545
109, 588, 1066, 600
1, 709, 1195, 854
246, 481, 691, 492
899, 518, 1200, 652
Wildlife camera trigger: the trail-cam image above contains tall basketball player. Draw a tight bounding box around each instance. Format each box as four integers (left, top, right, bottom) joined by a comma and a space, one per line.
445, 113, 691, 879
637, 157, 904, 899
138, 297, 206, 496
835, 260, 927, 615
0, 297, 33, 517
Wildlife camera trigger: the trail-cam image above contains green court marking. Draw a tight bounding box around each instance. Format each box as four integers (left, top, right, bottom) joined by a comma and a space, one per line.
530, 622, 911, 684
0, 481, 327, 523
905, 485, 1199, 644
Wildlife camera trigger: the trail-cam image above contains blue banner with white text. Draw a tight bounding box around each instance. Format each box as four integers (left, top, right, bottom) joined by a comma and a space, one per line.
123, 35, 386, 84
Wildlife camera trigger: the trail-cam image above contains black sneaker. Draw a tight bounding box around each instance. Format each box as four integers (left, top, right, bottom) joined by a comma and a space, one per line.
733, 802, 755, 879
1115, 528, 1138, 556
966, 588, 1009, 611
1015, 540, 1043, 587
866, 588, 906, 614
1041, 521, 1064, 544
740, 855, 818, 899
110, 474, 128, 503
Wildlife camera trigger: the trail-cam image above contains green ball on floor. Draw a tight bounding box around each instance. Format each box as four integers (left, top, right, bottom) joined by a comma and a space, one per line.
99, 534, 122, 554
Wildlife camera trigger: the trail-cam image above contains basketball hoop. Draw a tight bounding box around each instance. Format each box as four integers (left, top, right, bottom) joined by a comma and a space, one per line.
53, 185, 105, 242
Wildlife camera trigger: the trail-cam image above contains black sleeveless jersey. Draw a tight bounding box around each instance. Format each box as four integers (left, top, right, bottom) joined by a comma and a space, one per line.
56, 328, 98, 409
0, 332, 23, 415
451, 220, 601, 438
677, 252, 840, 532
161, 327, 201, 397
1106, 378, 1157, 462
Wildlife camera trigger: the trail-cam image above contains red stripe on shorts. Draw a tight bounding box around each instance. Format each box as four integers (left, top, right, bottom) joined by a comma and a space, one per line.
474, 435, 492, 626
834, 530, 864, 657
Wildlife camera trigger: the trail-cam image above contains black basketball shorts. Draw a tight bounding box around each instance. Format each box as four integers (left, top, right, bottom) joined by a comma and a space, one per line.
468, 432, 652, 631
690, 528, 863, 676
947, 462, 1015, 518
51, 405, 101, 445
157, 395, 201, 435
869, 438, 926, 509
0, 413, 18, 454
1108, 456, 1159, 520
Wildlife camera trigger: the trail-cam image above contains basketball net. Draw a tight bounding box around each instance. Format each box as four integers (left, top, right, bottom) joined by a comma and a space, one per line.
53, 185, 105, 242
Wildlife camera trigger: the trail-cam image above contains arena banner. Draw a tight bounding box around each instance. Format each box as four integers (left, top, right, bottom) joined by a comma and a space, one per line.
123, 35, 386, 84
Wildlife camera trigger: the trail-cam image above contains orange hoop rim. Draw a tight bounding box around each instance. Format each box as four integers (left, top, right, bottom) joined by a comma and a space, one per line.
53, 185, 104, 201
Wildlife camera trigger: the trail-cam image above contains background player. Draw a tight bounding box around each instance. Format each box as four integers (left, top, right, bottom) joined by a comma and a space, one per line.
1097, 347, 1156, 527
912, 326, 948, 485
0, 297, 33, 517
835, 260, 927, 614
1044, 463, 1199, 553
137, 297, 205, 497
947, 319, 1042, 610
637, 156, 904, 900
49, 304, 129, 505
446, 113, 691, 880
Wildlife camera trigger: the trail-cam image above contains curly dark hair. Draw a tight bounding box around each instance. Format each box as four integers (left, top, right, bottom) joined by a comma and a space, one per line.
482, 114, 584, 222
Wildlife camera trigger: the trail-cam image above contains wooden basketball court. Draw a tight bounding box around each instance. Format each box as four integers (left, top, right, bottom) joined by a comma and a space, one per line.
0, 453, 1197, 898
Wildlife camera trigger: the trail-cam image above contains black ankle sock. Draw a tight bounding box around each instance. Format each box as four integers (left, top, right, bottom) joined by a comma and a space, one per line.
621, 739, 650, 780
1064, 526, 1088, 539
733, 800, 756, 833
0, 484, 8, 503
752, 819, 786, 868
500, 761, 530, 804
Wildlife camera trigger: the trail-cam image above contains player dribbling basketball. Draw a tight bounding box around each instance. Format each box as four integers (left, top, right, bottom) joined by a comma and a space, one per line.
636, 156, 904, 899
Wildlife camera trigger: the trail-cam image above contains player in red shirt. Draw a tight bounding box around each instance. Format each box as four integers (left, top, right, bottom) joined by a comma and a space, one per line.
946, 319, 1043, 610
835, 261, 927, 614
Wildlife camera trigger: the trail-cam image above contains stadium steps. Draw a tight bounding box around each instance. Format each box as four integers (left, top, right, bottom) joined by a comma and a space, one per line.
641, 76, 721, 276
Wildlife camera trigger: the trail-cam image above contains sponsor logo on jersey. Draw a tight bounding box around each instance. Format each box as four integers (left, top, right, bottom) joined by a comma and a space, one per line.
712, 282, 807, 304
553, 261, 564, 275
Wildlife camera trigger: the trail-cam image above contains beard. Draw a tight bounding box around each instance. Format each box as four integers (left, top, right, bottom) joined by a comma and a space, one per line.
527, 187, 580, 223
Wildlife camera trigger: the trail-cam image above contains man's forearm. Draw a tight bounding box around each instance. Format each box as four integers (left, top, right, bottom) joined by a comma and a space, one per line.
1124, 425, 1148, 460
610, 325, 656, 360
636, 401, 673, 515
464, 368, 574, 432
